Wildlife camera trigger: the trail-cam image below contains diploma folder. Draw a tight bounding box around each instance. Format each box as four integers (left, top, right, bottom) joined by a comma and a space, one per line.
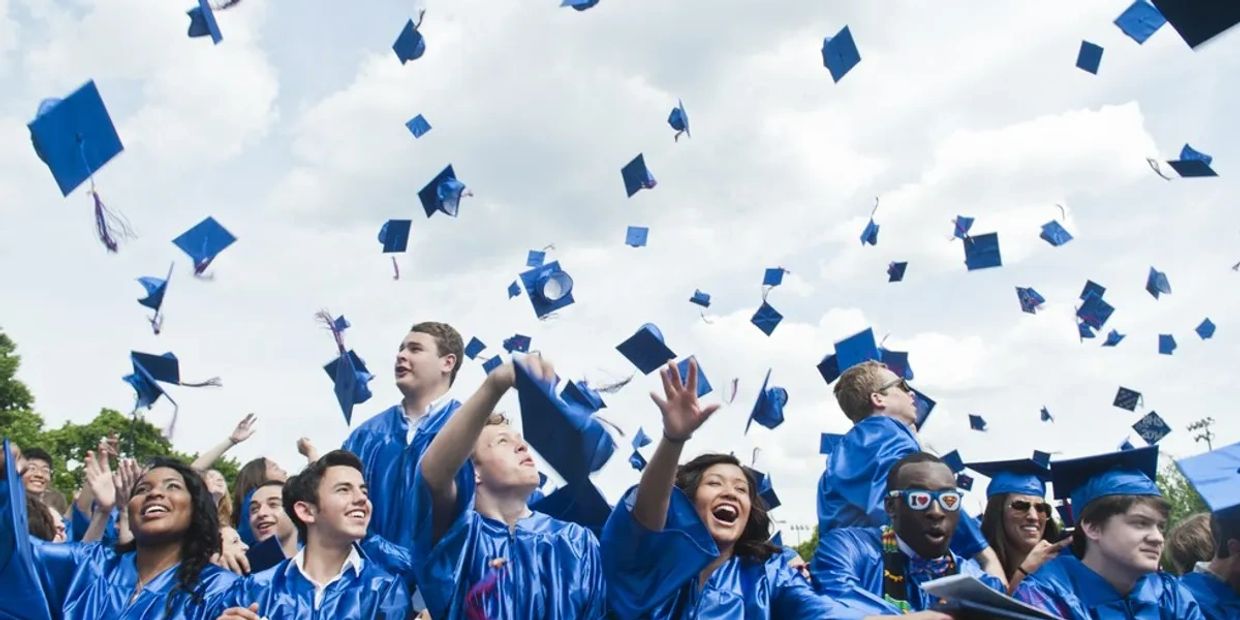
921, 574, 1064, 620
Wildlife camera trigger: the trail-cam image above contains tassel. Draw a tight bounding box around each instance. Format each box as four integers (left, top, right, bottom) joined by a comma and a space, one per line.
315, 310, 347, 354
1146, 158, 1173, 181
92, 190, 130, 252
464, 558, 505, 620
148, 314, 163, 335
596, 374, 634, 394
179, 376, 222, 388
391, 256, 400, 280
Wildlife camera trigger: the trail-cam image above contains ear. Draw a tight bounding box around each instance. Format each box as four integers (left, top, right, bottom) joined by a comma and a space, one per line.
1080, 518, 1105, 543
884, 493, 899, 521
441, 352, 457, 374
869, 390, 885, 409
292, 500, 317, 527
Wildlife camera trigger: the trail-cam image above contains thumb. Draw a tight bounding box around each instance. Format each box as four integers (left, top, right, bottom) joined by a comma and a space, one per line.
248, 603, 259, 611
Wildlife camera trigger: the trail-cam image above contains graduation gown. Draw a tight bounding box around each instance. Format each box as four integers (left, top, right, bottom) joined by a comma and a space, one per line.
1, 443, 53, 620
343, 400, 460, 551
810, 526, 1003, 615
1180, 568, 1240, 620
602, 486, 859, 619
815, 414, 989, 558
410, 463, 606, 619
1013, 555, 1205, 620
220, 548, 409, 620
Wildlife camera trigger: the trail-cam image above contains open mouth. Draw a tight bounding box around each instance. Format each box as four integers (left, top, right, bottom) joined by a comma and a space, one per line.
345, 508, 368, 520
254, 519, 276, 535
923, 527, 948, 543
711, 503, 740, 525
394, 366, 411, 378
141, 504, 171, 519
519, 456, 536, 467
1020, 525, 1040, 536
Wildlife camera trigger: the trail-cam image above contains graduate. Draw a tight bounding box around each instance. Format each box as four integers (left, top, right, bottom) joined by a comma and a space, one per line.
811, 452, 1005, 616
1175, 441, 1240, 620
1, 444, 238, 620
214, 450, 410, 620
816, 362, 1002, 579
412, 354, 607, 619
602, 360, 860, 619
244, 480, 300, 563
970, 456, 1069, 590
343, 321, 464, 551
1013, 446, 1205, 620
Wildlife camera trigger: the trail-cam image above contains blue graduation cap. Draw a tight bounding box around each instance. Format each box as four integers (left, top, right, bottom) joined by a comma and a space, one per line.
968, 414, 987, 432
956, 474, 974, 491
676, 357, 712, 397
405, 114, 431, 139
621, 154, 657, 197
514, 357, 616, 484
1077, 293, 1114, 330
762, 267, 786, 287
173, 217, 236, 276
1146, 267, 1172, 299
912, 388, 936, 430
1149, 0, 1240, 48
1016, 287, 1046, 314
1176, 440, 1240, 513
464, 337, 486, 360
527, 250, 546, 268
503, 334, 531, 354
821, 25, 861, 83
752, 469, 782, 510
1132, 411, 1172, 444
561, 0, 601, 11
745, 370, 788, 433
1167, 143, 1217, 177
952, 215, 975, 239
1040, 220, 1073, 247
1040, 406, 1054, 422
1076, 41, 1104, 74
667, 99, 690, 141
633, 427, 653, 450
879, 348, 913, 381
820, 433, 843, 456
1080, 280, 1106, 301
507, 281, 521, 299
750, 302, 783, 336
963, 232, 1002, 270
816, 354, 840, 384
561, 380, 606, 413
482, 355, 502, 374
1158, 334, 1176, 355
859, 218, 879, 246
967, 456, 1052, 498
124, 351, 220, 435
1119, 438, 1137, 451
887, 261, 908, 283
1, 439, 54, 620
245, 535, 286, 574
941, 450, 966, 473
1115, 0, 1167, 44
28, 80, 124, 198
617, 323, 676, 375
1114, 386, 1143, 411
629, 450, 647, 471
418, 165, 468, 218
1102, 329, 1126, 347
1079, 321, 1097, 341
625, 226, 649, 248
393, 15, 426, 64
1051, 446, 1160, 522
530, 481, 612, 537
689, 289, 711, 308
378, 219, 412, 253
1033, 451, 1052, 468
834, 328, 881, 372
321, 335, 374, 426
186, 0, 222, 45
136, 263, 174, 334
1196, 318, 1216, 340
519, 260, 575, 319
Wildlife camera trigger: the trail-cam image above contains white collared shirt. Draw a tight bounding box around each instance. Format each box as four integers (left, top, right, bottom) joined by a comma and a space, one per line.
404, 392, 451, 444
288, 545, 364, 609
895, 534, 950, 564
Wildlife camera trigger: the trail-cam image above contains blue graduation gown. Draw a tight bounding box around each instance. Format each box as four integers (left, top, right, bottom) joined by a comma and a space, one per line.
1180, 569, 1240, 620
810, 526, 1004, 615
68, 504, 118, 544
602, 485, 859, 619
815, 415, 989, 558
0, 446, 53, 620
343, 400, 460, 551
220, 549, 409, 620
410, 462, 606, 619
1013, 555, 1205, 620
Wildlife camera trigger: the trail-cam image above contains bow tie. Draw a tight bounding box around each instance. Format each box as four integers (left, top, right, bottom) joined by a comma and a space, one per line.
907, 555, 954, 581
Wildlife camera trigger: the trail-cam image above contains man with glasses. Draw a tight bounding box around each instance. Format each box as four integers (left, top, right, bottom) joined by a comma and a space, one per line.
811, 452, 1005, 616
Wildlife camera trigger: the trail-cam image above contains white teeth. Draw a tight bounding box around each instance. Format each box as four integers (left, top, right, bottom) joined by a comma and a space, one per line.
143, 506, 169, 516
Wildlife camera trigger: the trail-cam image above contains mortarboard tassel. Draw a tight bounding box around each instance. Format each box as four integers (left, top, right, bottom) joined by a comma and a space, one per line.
1146, 157, 1173, 181
391, 256, 400, 280
148, 314, 163, 335
724, 377, 739, 404
465, 558, 506, 620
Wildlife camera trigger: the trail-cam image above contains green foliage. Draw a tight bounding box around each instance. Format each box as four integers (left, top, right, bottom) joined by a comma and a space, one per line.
1157, 462, 1208, 531
795, 526, 819, 561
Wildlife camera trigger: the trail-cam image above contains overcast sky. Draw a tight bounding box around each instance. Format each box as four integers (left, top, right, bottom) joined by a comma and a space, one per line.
2, 0, 1238, 540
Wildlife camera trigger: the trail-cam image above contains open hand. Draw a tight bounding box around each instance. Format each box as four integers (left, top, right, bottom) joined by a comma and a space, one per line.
650, 360, 720, 442
1019, 537, 1071, 577
84, 450, 117, 512
229, 414, 257, 445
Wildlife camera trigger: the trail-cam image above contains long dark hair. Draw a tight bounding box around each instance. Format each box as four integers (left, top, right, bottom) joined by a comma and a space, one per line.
118, 457, 221, 615
674, 453, 781, 563
232, 457, 273, 527
980, 493, 1062, 578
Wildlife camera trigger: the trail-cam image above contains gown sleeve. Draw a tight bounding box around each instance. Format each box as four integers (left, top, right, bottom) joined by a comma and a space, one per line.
767, 555, 865, 619
360, 533, 418, 596
809, 528, 897, 616
0, 447, 53, 620
819, 418, 919, 532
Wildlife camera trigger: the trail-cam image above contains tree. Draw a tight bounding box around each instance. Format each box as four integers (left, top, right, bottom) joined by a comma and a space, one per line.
0, 330, 43, 450
795, 526, 819, 561
1156, 462, 1207, 531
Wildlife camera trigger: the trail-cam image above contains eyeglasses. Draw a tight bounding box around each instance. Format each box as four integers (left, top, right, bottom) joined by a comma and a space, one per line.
24, 464, 51, 476
887, 488, 962, 512
875, 377, 912, 394
1008, 500, 1052, 516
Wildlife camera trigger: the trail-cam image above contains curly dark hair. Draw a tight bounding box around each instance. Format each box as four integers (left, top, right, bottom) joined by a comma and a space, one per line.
117, 457, 221, 617
674, 453, 781, 563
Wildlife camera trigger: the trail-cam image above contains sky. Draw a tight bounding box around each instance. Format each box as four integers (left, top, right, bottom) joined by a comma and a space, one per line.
1, 0, 1238, 544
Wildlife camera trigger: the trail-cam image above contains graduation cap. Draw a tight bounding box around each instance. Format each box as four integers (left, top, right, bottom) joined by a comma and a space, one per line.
963, 232, 1002, 270
418, 165, 469, 217
1040, 220, 1073, 247
1016, 287, 1046, 314
1077, 293, 1114, 330
967, 456, 1052, 498
1119, 437, 1137, 451
530, 481, 612, 537
676, 357, 712, 397
1158, 334, 1176, 355
616, 323, 676, 374
1079, 322, 1097, 341
955, 474, 974, 491
1076, 41, 1104, 74
621, 154, 657, 197
834, 328, 881, 372
771, 531, 784, 548
503, 334, 532, 354
1, 439, 54, 620
667, 99, 690, 141
952, 215, 975, 239
1167, 143, 1218, 178
625, 226, 649, 248
968, 414, 987, 432
1146, 267, 1172, 299
820, 433, 843, 456
859, 218, 879, 246
887, 261, 908, 283
378, 219, 411, 253
689, 289, 711, 308
1132, 411, 1172, 444
393, 13, 427, 64
514, 357, 616, 483
1196, 318, 1216, 340
1040, 406, 1054, 423
879, 348, 913, 381
464, 337, 486, 360
632, 427, 652, 450
527, 250, 546, 268
507, 281, 521, 299
406, 114, 431, 139
561, 380, 606, 413
1149, 0, 1240, 48
173, 217, 236, 276
628, 450, 647, 471
136, 263, 174, 334
1051, 446, 1160, 522
519, 261, 575, 319
941, 450, 966, 473
318, 313, 373, 425
1081, 280, 1106, 301
1102, 329, 1126, 347
123, 351, 220, 435
1113, 387, 1143, 411
745, 370, 788, 433
816, 354, 841, 384
482, 355, 502, 374
821, 25, 861, 83
1176, 440, 1240, 513
1115, 0, 1167, 44
186, 0, 222, 45
752, 469, 782, 510
750, 302, 783, 336
561, 0, 601, 11
245, 535, 286, 574
912, 388, 936, 430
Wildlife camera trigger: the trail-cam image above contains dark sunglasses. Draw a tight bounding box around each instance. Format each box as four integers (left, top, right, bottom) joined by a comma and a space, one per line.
875, 377, 912, 394
1008, 500, 1052, 516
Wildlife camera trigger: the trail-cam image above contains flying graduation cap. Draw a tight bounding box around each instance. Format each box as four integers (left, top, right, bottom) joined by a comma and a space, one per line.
186, 0, 222, 45
514, 356, 616, 484
418, 165, 470, 217
963, 232, 1002, 270
1040, 406, 1054, 422
625, 226, 649, 248
561, 0, 601, 11
1114, 386, 1143, 411
746, 370, 788, 433
1132, 411, 1172, 444
405, 114, 431, 139
667, 99, 690, 141
859, 198, 880, 246
951, 215, 975, 239
629, 427, 652, 471
689, 289, 711, 308
393, 11, 427, 64
173, 217, 236, 277
1158, 334, 1177, 355
676, 357, 713, 397
530, 480, 612, 536
1103, 329, 1126, 347
1016, 287, 1046, 314
317, 312, 374, 425
464, 337, 486, 360
507, 281, 521, 299
562, 380, 606, 413
752, 469, 782, 510
968, 414, 988, 432
135, 263, 174, 334
1196, 318, 1216, 340
1114, 0, 1167, 44
1076, 40, 1104, 74
1040, 220, 1073, 247
887, 261, 908, 283
751, 302, 783, 336
616, 323, 675, 374
503, 334, 532, 354
378, 219, 411, 279
821, 25, 861, 83
1150, 0, 1240, 48
1167, 144, 1217, 178
621, 154, 657, 197
123, 351, 221, 436
519, 261, 576, 319
1146, 266, 1172, 299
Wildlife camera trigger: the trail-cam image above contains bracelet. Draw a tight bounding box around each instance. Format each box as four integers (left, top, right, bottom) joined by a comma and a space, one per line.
663, 431, 691, 444
1015, 566, 1029, 576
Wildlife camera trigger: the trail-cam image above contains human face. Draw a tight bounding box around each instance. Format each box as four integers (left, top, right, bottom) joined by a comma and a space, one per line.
691, 463, 752, 551
128, 467, 194, 544
23, 458, 51, 495
1083, 502, 1167, 575
871, 368, 918, 427
1002, 494, 1051, 553
472, 423, 540, 495
219, 526, 247, 556
203, 469, 228, 500
888, 462, 961, 559
394, 331, 454, 396
264, 459, 288, 483
297, 466, 370, 544
249, 484, 295, 542
47, 505, 67, 543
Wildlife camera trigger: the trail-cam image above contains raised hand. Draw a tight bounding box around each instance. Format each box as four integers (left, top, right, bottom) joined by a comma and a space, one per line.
84, 450, 117, 512
229, 413, 257, 445
650, 360, 720, 442
1019, 537, 1071, 577
114, 457, 140, 507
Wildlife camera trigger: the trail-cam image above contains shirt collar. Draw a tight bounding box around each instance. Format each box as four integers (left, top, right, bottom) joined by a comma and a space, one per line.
404, 392, 451, 426
895, 534, 948, 562
288, 544, 364, 580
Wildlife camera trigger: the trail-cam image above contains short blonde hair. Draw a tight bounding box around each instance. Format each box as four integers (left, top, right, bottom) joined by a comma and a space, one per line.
833, 361, 890, 423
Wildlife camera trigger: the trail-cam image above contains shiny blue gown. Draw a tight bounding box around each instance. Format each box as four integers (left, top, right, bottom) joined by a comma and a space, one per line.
410, 463, 606, 619
342, 400, 460, 552
810, 526, 1003, 615
1014, 555, 1205, 620
1180, 569, 1240, 620
219, 550, 409, 620
603, 486, 859, 619
815, 414, 989, 558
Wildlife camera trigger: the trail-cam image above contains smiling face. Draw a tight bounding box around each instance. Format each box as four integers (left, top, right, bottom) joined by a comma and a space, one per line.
264, 460, 288, 483
22, 457, 51, 495
248, 483, 295, 543
127, 467, 194, 544
1084, 502, 1167, 575
690, 463, 753, 550
888, 461, 961, 559
394, 331, 455, 397
1002, 493, 1050, 553
472, 420, 540, 495
203, 469, 228, 499
294, 465, 371, 544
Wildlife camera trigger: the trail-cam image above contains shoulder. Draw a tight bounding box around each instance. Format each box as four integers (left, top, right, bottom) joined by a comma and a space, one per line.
824, 526, 881, 546
348, 405, 403, 434
527, 514, 600, 550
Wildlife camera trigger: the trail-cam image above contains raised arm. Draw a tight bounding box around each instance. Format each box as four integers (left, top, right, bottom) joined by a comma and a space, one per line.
79, 450, 116, 543
296, 437, 320, 464
191, 414, 257, 471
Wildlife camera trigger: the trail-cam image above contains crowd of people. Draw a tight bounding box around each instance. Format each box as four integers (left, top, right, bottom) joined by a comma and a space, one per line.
2, 321, 1237, 619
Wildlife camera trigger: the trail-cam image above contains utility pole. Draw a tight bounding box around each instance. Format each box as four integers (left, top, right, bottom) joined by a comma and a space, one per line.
1187, 417, 1216, 451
